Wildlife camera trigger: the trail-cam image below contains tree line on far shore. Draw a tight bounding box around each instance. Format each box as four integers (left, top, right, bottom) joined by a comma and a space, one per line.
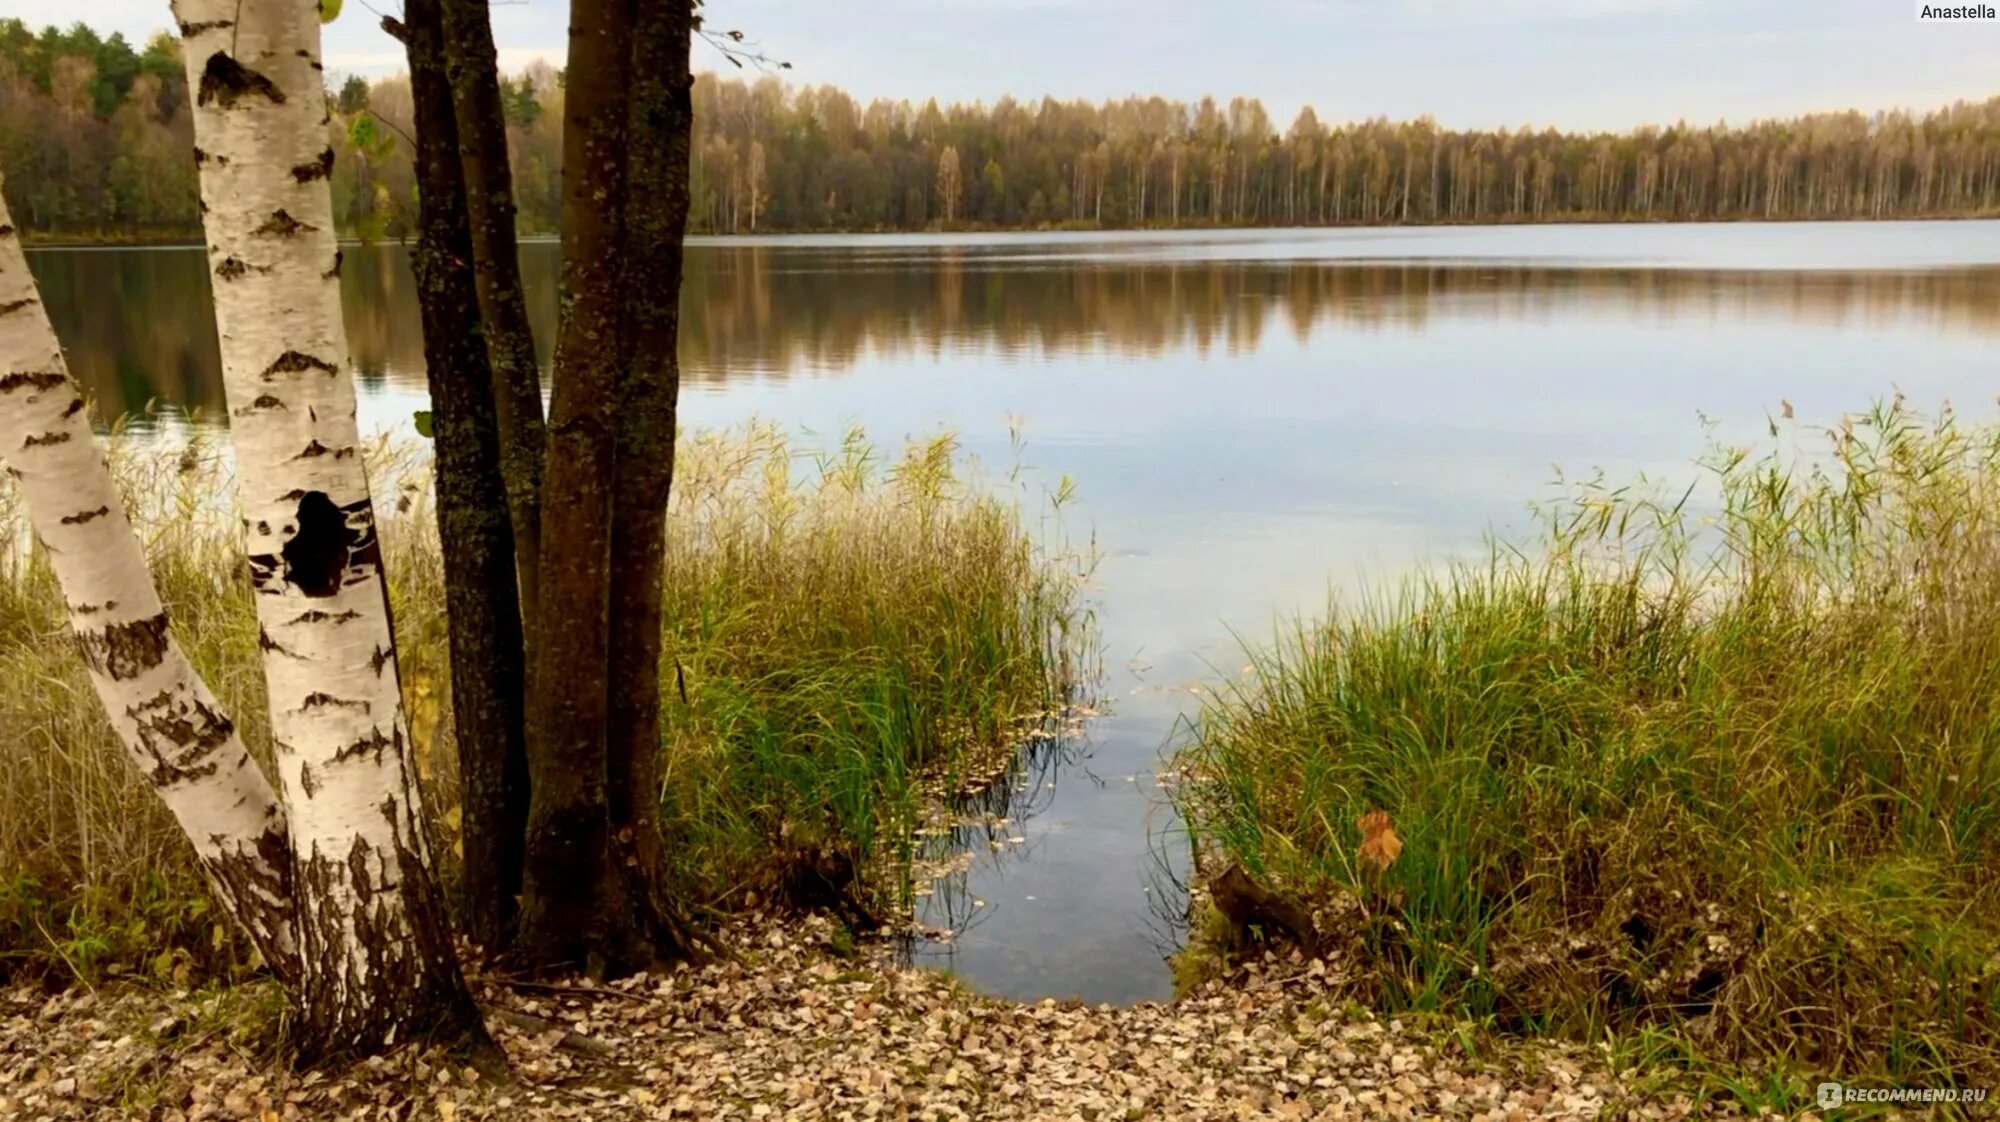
3, 17, 1998, 243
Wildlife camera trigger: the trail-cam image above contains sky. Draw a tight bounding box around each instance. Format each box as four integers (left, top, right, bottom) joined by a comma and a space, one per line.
7, 0, 1998, 132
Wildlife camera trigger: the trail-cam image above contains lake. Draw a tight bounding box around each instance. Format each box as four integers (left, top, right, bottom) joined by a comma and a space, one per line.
26, 222, 2000, 1005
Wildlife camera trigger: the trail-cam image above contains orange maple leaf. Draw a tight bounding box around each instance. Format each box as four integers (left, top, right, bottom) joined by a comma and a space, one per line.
1356, 808, 1402, 874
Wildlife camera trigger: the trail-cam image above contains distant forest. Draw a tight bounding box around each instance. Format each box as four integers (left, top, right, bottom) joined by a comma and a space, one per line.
3, 18, 1999, 242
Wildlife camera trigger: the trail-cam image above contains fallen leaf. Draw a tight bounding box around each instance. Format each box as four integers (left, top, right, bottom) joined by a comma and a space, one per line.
1357, 808, 1402, 873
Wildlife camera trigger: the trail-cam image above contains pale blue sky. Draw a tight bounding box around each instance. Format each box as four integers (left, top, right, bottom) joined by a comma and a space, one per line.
9, 0, 1997, 131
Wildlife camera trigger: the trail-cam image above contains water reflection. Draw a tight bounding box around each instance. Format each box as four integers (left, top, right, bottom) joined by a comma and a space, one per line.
906, 719, 1094, 959
28, 240, 2000, 427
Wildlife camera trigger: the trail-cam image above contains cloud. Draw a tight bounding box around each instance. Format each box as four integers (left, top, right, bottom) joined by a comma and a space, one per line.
1286, 0, 1707, 26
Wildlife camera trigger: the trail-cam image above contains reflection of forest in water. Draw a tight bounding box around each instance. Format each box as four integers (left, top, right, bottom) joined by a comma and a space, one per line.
28, 241, 2000, 424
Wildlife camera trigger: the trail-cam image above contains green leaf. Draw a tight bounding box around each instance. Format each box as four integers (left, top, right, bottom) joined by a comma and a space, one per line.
318, 0, 343, 24
346, 112, 377, 151
413, 410, 434, 439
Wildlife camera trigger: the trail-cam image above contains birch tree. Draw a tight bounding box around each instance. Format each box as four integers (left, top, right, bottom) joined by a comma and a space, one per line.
936, 146, 961, 225
0, 188, 297, 980
172, 0, 476, 1050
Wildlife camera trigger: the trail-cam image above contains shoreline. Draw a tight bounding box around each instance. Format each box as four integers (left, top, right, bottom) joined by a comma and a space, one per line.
20, 209, 2000, 249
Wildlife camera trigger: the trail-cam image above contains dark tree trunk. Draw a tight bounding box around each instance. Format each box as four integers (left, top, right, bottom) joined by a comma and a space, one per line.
515, 0, 635, 974
602, 0, 696, 969
438, 0, 547, 649
396, 0, 531, 954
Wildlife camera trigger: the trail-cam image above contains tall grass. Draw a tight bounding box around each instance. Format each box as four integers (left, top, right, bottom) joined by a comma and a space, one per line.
646, 423, 1091, 912
0, 419, 1087, 982
1172, 399, 2000, 1086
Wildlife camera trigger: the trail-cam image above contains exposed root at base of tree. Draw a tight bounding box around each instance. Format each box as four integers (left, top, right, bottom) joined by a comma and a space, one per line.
1, 915, 1754, 1120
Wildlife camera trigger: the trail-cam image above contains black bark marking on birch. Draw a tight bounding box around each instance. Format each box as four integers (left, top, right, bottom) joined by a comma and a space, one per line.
341, 500, 383, 577
290, 608, 361, 625
299, 760, 321, 799
193, 147, 207, 165
369, 645, 393, 676
252, 210, 317, 238
0, 297, 37, 317
60, 505, 110, 525
348, 845, 375, 905
279, 492, 361, 598
197, 52, 287, 109
263, 350, 338, 378
0, 371, 63, 393
298, 692, 369, 713
0, 224, 13, 236
22, 430, 70, 449
76, 613, 170, 681
177, 19, 233, 36
215, 257, 269, 282
247, 553, 280, 589
59, 397, 84, 419
332, 728, 395, 765
200, 822, 296, 985
239, 394, 287, 415
257, 624, 303, 657
127, 688, 234, 785
295, 440, 332, 459
291, 148, 336, 183
71, 599, 117, 616
323, 250, 343, 279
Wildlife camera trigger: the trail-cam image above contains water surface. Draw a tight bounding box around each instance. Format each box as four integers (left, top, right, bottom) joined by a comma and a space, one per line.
29, 222, 2000, 1004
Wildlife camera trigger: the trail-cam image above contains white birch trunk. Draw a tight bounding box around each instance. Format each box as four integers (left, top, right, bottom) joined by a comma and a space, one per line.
173, 0, 468, 1047
0, 185, 297, 977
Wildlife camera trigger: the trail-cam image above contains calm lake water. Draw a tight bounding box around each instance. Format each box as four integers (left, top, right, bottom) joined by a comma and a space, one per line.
27, 222, 2000, 1005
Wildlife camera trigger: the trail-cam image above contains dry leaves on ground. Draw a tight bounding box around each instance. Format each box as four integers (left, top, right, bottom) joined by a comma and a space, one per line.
1, 916, 1752, 1121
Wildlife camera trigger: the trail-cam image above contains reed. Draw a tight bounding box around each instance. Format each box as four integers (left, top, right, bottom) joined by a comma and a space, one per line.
1172, 399, 2000, 1091
0, 419, 1088, 982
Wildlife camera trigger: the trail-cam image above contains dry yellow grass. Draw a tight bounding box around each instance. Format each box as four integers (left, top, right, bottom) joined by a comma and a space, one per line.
0, 420, 1088, 982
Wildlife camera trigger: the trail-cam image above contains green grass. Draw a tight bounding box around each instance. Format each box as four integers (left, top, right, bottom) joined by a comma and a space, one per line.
644, 423, 1092, 913
1171, 398, 2000, 1089
0, 418, 1089, 981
